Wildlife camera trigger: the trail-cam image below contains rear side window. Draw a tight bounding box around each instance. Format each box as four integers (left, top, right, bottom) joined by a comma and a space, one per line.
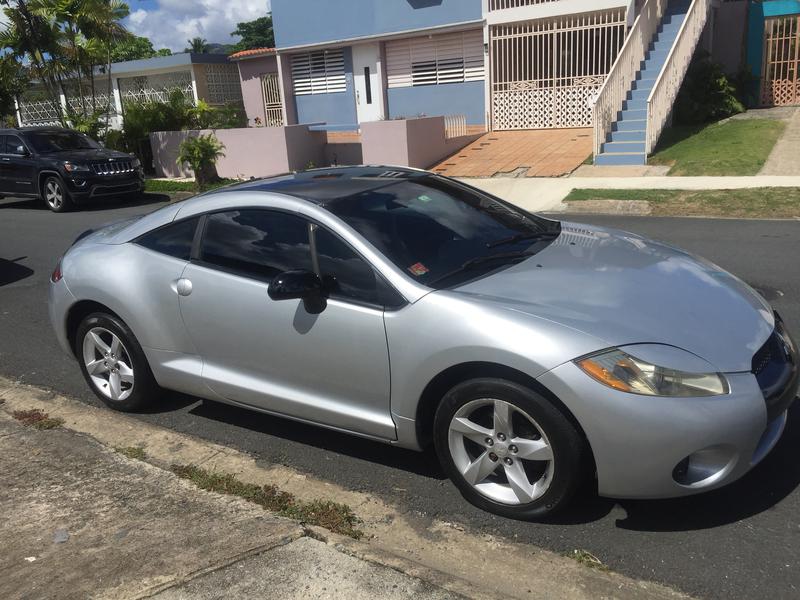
136, 217, 199, 261
200, 210, 312, 280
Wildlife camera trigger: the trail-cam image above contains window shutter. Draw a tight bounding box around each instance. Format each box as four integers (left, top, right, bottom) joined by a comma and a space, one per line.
292, 49, 346, 95
386, 31, 485, 89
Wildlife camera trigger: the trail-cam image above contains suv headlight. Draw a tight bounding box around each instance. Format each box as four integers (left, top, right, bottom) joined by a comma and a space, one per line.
63, 161, 90, 173
576, 347, 729, 397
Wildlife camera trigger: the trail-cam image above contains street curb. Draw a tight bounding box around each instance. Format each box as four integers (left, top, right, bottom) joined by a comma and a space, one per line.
0, 376, 692, 600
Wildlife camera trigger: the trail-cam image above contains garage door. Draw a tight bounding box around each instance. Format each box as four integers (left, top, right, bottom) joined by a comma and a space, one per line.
490, 8, 627, 130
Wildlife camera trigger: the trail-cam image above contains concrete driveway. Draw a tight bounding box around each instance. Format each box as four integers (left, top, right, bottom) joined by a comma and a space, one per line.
1, 194, 799, 600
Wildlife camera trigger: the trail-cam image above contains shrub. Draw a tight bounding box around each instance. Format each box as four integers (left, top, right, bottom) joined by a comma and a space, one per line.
673, 52, 745, 125
177, 134, 226, 190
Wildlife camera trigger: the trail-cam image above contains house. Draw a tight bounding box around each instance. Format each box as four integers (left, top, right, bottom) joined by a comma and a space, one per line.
15, 53, 243, 129
228, 47, 283, 127
746, 0, 800, 107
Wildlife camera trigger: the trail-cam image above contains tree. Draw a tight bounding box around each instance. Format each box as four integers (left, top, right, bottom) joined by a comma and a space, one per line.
186, 37, 209, 53
231, 14, 274, 52
0, 55, 29, 121
177, 133, 225, 190
110, 34, 171, 62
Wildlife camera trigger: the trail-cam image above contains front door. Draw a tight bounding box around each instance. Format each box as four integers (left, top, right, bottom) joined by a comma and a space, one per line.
2, 135, 37, 196
178, 208, 396, 440
352, 43, 384, 123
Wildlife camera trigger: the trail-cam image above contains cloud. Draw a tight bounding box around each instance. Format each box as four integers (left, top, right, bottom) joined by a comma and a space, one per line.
124, 0, 270, 52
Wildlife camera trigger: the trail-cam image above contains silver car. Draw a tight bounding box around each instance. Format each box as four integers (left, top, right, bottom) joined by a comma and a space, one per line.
48, 167, 798, 519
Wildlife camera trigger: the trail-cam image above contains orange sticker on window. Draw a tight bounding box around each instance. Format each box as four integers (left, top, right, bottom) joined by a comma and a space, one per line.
408, 262, 429, 276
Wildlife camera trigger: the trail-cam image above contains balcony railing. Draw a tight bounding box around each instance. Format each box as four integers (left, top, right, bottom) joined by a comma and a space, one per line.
488, 0, 561, 11
646, 0, 710, 153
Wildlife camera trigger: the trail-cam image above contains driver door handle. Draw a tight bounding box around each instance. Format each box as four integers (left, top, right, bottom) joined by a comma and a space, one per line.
176, 278, 193, 297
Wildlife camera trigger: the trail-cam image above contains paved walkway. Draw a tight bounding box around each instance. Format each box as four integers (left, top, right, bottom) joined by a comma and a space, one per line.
465, 175, 800, 213
433, 129, 592, 178
760, 107, 800, 176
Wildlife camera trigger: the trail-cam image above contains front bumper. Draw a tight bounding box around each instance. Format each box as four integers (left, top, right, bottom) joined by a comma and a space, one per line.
48, 276, 77, 357
66, 174, 144, 202
538, 363, 795, 499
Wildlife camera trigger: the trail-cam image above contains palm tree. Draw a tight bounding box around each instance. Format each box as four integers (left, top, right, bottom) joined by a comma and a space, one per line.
187, 37, 209, 53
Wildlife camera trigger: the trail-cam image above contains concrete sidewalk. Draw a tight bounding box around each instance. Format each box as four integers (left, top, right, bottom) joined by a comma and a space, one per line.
465, 176, 800, 213
0, 415, 457, 600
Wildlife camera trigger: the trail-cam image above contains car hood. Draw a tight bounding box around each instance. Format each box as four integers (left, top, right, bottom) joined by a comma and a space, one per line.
453, 222, 774, 373
44, 148, 132, 161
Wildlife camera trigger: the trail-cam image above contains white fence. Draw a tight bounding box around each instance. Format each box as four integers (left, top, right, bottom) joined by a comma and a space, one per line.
592, 0, 669, 156
646, 0, 710, 153
489, 0, 562, 10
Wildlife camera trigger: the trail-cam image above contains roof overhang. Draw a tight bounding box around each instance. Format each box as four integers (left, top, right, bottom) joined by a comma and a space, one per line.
229, 48, 277, 61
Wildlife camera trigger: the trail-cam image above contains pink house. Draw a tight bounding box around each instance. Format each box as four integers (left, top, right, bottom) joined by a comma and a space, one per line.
228, 47, 284, 128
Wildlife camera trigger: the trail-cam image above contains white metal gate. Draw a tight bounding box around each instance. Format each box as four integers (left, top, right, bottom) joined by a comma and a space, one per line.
491, 8, 627, 130
261, 73, 284, 127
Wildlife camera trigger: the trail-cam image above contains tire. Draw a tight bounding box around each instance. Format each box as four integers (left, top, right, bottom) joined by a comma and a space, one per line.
42, 175, 73, 213
75, 312, 161, 412
433, 378, 585, 520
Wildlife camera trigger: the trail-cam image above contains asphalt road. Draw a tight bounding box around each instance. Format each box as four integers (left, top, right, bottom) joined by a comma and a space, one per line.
1, 194, 799, 600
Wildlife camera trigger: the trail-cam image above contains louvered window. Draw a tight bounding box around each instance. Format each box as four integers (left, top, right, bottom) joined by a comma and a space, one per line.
387, 30, 485, 88
291, 49, 347, 95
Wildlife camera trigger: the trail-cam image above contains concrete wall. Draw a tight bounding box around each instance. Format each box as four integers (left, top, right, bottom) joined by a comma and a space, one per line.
361, 116, 481, 169
150, 125, 327, 179
711, 1, 748, 74
387, 80, 486, 125
292, 47, 358, 126
273, 0, 482, 49
236, 55, 279, 126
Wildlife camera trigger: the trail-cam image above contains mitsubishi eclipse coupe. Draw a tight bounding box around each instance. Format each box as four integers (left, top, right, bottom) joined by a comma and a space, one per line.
48, 167, 798, 519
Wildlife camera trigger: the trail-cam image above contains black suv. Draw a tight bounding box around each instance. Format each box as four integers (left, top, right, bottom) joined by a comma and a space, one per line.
0, 127, 144, 212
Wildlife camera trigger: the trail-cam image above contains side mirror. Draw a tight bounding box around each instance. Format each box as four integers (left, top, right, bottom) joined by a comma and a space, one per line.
16, 146, 29, 156
268, 270, 322, 302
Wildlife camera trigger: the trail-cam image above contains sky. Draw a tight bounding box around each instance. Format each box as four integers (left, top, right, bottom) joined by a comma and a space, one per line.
125, 0, 271, 52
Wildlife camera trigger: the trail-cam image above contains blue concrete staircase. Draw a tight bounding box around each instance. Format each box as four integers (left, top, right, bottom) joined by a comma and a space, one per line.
595, 0, 692, 166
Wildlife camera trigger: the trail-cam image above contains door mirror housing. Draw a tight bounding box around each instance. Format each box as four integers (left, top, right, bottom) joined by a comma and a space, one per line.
268, 270, 323, 302
15, 145, 29, 156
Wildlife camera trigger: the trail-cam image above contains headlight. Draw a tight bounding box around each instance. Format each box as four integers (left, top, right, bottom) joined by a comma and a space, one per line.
63, 161, 90, 173
576, 348, 729, 397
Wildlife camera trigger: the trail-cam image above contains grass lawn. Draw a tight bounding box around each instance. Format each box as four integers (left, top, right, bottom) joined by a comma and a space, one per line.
144, 178, 241, 193
564, 187, 800, 219
648, 119, 786, 176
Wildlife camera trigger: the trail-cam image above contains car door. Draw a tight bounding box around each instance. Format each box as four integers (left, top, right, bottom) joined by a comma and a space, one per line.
2, 135, 37, 196
178, 208, 397, 440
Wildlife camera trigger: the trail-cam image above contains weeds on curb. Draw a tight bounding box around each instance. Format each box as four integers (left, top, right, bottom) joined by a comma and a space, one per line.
116, 446, 148, 461
171, 464, 363, 539
12, 409, 64, 430
566, 549, 608, 571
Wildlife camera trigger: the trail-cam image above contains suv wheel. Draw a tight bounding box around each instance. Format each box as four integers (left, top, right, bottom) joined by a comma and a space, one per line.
434, 378, 585, 520
42, 176, 72, 213
76, 313, 161, 412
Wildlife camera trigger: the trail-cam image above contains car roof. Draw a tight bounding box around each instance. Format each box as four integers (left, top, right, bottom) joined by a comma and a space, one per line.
0, 127, 73, 135
216, 165, 430, 206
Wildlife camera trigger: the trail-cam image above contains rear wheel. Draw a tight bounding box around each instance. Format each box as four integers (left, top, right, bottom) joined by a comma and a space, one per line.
42, 176, 72, 213
434, 378, 585, 520
76, 313, 160, 411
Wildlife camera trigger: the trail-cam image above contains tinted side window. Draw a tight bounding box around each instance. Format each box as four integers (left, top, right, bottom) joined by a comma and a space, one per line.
5, 135, 25, 155
201, 210, 312, 280
315, 227, 379, 305
136, 217, 199, 261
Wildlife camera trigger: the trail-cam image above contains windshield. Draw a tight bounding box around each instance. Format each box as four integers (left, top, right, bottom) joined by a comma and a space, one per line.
324, 176, 560, 288
26, 131, 101, 153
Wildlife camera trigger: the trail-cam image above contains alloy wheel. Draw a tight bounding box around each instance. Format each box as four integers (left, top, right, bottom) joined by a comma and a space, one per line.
82, 327, 135, 401
45, 180, 64, 210
448, 398, 554, 505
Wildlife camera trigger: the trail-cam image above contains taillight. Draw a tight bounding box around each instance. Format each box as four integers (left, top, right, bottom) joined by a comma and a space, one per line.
51, 258, 63, 283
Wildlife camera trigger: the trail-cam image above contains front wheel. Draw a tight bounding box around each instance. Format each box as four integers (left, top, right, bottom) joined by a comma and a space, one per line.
75, 313, 161, 412
434, 378, 585, 520
42, 176, 73, 213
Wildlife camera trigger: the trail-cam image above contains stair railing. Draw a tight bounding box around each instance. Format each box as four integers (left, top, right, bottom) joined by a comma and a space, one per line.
592, 0, 669, 158
646, 0, 711, 154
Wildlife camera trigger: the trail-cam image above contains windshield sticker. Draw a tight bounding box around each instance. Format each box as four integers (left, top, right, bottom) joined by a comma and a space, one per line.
408, 262, 429, 276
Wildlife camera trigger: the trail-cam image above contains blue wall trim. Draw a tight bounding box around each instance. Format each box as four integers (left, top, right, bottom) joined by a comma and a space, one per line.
273, 0, 482, 48
387, 81, 485, 125
293, 47, 358, 126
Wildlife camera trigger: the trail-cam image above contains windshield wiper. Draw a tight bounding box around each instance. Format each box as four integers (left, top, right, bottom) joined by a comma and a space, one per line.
429, 251, 536, 286
486, 230, 559, 249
